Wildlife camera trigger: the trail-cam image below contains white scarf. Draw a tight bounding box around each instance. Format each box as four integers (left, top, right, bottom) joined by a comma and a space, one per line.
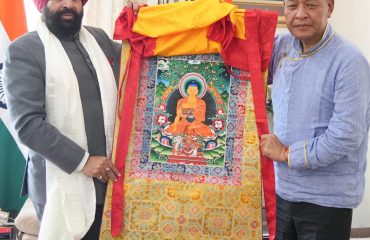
37, 20, 117, 240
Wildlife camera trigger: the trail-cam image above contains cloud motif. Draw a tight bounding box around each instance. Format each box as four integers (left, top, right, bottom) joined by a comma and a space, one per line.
157, 59, 170, 71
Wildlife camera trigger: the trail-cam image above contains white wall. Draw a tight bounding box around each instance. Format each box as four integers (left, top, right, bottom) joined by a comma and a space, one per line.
329, 0, 370, 229
330, 0, 370, 60
24, 0, 40, 31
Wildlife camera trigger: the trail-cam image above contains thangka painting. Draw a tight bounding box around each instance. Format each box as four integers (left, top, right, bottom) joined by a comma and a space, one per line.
148, 58, 230, 169
100, 1, 278, 239
100, 53, 263, 239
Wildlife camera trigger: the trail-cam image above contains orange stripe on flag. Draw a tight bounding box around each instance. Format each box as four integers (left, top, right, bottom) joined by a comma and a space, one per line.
0, 0, 27, 40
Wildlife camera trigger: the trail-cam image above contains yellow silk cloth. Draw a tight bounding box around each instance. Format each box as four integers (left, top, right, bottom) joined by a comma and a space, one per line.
131, 0, 246, 56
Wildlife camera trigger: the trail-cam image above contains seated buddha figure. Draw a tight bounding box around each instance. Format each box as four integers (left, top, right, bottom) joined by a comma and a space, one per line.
165, 82, 215, 138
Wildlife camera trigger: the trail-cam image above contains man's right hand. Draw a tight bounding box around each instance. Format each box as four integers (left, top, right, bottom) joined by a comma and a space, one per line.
127, 0, 139, 14
82, 156, 121, 182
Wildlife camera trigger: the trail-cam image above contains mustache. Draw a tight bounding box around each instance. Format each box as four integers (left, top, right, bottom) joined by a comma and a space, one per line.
55, 8, 79, 19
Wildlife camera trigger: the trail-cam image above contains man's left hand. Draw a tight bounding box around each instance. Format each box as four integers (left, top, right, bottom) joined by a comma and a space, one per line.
260, 134, 288, 162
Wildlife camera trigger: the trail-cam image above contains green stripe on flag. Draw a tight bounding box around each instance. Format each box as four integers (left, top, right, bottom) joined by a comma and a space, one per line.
0, 119, 27, 211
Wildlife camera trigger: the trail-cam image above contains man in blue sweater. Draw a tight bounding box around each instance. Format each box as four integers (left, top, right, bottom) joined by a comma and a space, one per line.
261, 0, 370, 239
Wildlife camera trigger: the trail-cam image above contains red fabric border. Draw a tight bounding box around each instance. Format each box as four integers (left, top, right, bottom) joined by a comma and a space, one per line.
114, 7, 156, 56
111, 50, 142, 236
244, 10, 277, 240
209, 11, 277, 239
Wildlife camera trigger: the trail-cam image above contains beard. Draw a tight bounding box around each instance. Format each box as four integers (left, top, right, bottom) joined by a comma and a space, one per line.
42, 6, 83, 38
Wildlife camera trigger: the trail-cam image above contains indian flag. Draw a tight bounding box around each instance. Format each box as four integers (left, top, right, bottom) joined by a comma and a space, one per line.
0, 0, 28, 212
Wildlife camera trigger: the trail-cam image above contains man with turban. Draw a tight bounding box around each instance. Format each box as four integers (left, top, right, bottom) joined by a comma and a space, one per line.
4, 0, 121, 239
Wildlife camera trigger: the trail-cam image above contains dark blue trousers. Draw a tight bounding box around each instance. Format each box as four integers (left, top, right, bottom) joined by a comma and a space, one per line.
276, 195, 352, 240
